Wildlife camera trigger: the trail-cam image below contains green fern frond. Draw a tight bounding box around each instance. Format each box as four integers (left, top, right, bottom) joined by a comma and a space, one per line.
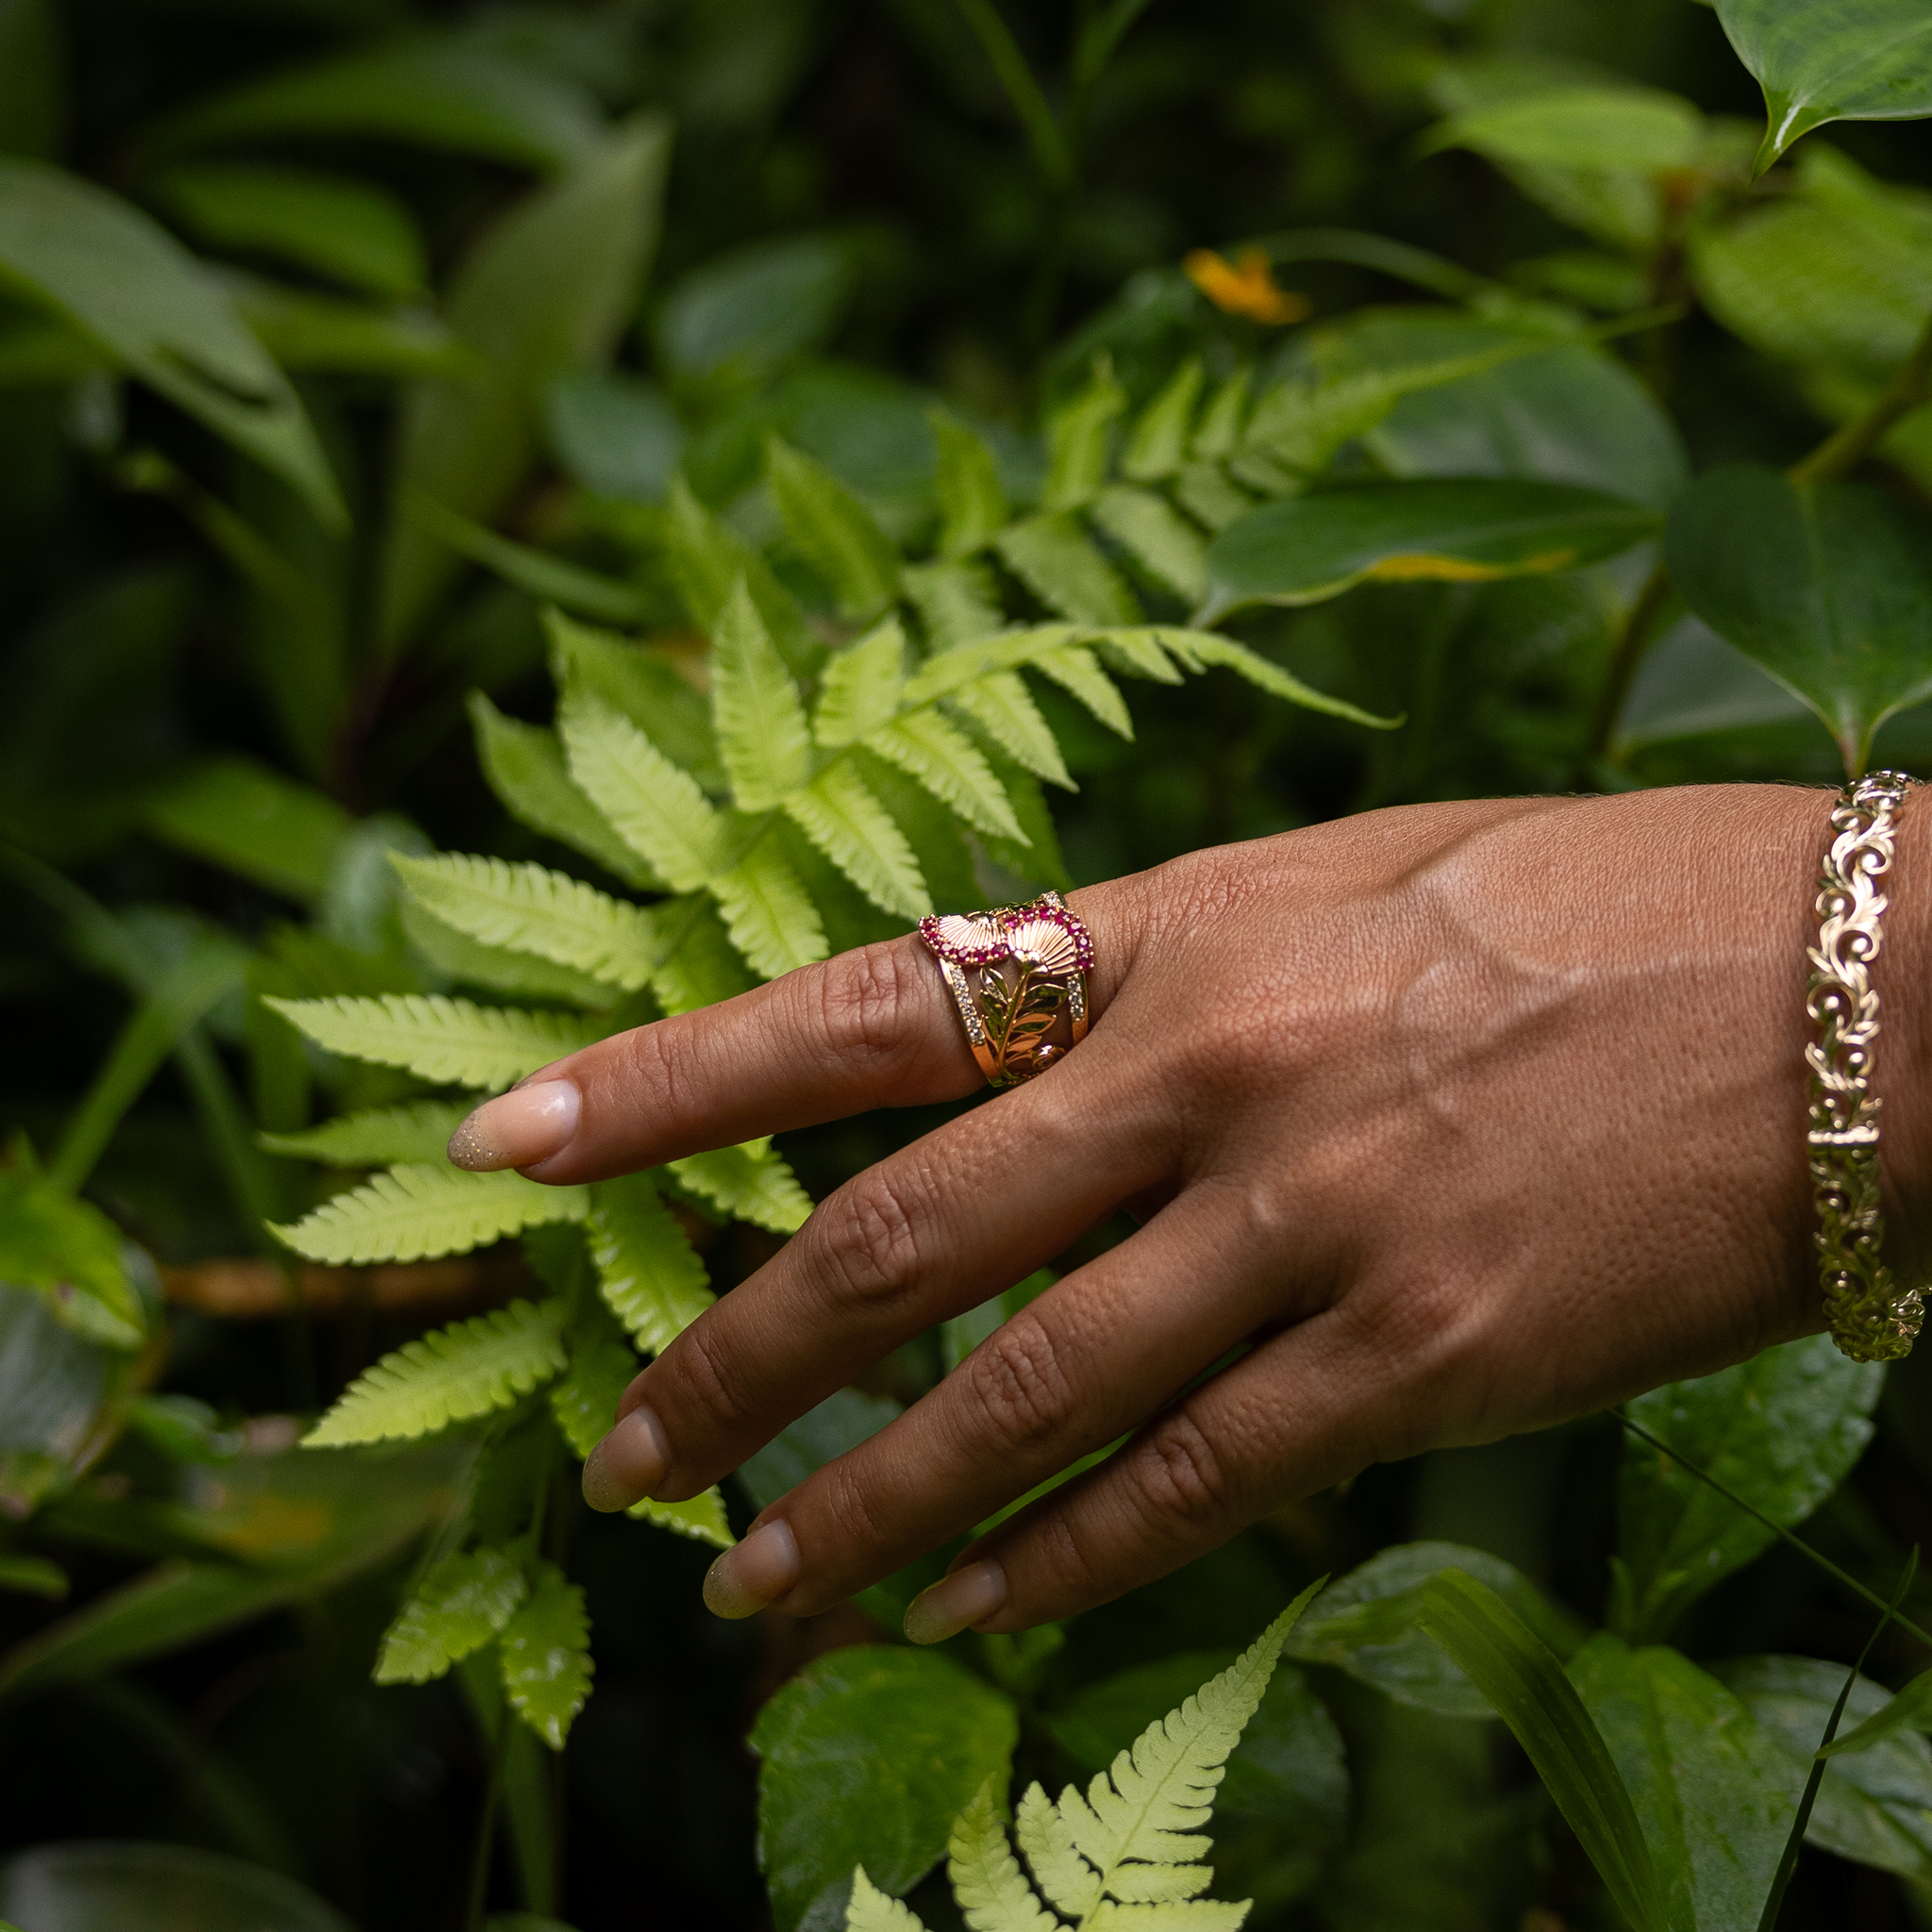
262, 993, 600, 1088
1191, 368, 1249, 460
1089, 487, 1208, 605
271, 1162, 587, 1265
648, 894, 758, 1015
767, 437, 901, 621
664, 475, 820, 677
710, 840, 828, 978
931, 410, 1008, 559
997, 515, 1141, 626
866, 710, 1025, 843
904, 558, 1006, 650
1121, 359, 1204, 482
375, 1546, 527, 1684
548, 1291, 642, 1460
559, 687, 726, 892
260, 1099, 471, 1167
848, 1867, 930, 1932
947, 674, 1074, 791
815, 619, 908, 748
1042, 360, 1127, 512
669, 1141, 813, 1233
1017, 1785, 1101, 1923
1173, 463, 1254, 533
586, 1173, 714, 1354
950, 1780, 1061, 1932
392, 851, 659, 991
1132, 629, 1399, 731
711, 578, 813, 811
303, 1296, 567, 1446
1033, 643, 1133, 739
784, 763, 933, 922
499, 1558, 592, 1750
400, 897, 618, 1009
627, 1488, 734, 1549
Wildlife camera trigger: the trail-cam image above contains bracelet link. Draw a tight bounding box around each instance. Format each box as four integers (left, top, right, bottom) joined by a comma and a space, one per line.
1808, 769, 1925, 1362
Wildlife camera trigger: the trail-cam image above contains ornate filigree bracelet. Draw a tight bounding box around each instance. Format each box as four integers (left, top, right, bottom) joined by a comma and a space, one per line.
1808, 770, 1925, 1362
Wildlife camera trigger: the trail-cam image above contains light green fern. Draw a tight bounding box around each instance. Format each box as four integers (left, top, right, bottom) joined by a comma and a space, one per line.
627, 1488, 734, 1548
375, 1547, 527, 1684
271, 1162, 587, 1265
259, 1099, 471, 1167
585, 1172, 715, 1354
303, 1297, 568, 1446
845, 1589, 1324, 1932
498, 1559, 593, 1750
669, 1141, 813, 1234
264, 993, 600, 1088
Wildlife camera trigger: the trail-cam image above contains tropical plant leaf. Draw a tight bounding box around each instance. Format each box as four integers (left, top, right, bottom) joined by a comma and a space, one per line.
1042, 359, 1127, 511
816, 619, 908, 748
585, 1173, 714, 1355
669, 1141, 814, 1234
1424, 84, 1702, 173
259, 1099, 471, 1167
544, 605, 723, 783
499, 1558, 592, 1749
375, 1547, 527, 1685
400, 899, 616, 1010
767, 437, 901, 621
303, 1297, 568, 1446
272, 1163, 587, 1267
947, 675, 1074, 790
709, 840, 829, 978
1089, 486, 1209, 604
547, 1287, 641, 1461
932, 411, 1008, 558
627, 1488, 734, 1549
1122, 359, 1205, 482
711, 578, 814, 811
1033, 644, 1133, 738
847, 1867, 930, 1932
784, 763, 933, 922
1016, 1783, 1101, 1922
903, 558, 1007, 651
948, 1779, 1060, 1932
142, 755, 355, 903
391, 853, 659, 991
664, 476, 821, 678
647, 895, 759, 1015
867, 710, 1026, 842
0, 1168, 145, 1350
1128, 630, 1399, 731
558, 688, 727, 892
262, 994, 601, 1089
998, 513, 1141, 626
1822, 1663, 1932, 1760
405, 491, 650, 623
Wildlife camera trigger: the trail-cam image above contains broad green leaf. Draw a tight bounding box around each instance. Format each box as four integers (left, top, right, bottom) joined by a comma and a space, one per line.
1122, 358, 1205, 482
0, 1170, 143, 1351
815, 620, 908, 749
304, 1297, 567, 1446
0, 1554, 66, 1599
263, 993, 600, 1088
784, 763, 932, 922
585, 1173, 713, 1355
142, 756, 354, 903
669, 1142, 813, 1234
657, 231, 852, 381
712, 579, 813, 810
543, 606, 724, 786
1089, 484, 1208, 603
751, 1645, 1019, 1932
710, 839, 828, 978
1721, 1656, 1932, 1881
403, 491, 650, 625
1032, 643, 1132, 738
647, 895, 758, 1015
376, 117, 669, 653
1424, 84, 1701, 173
155, 161, 425, 299
375, 1546, 527, 1685
1667, 464, 1932, 774
767, 437, 901, 621
273, 1164, 588, 1267
0, 160, 341, 525
558, 690, 726, 892
546, 365, 683, 501
0, 1842, 354, 1932
997, 513, 1142, 626
391, 853, 658, 991
846, 1867, 928, 1932
932, 411, 1008, 558
1286, 1540, 1584, 1717
1822, 1664, 1932, 1760
499, 1559, 592, 1750
223, 277, 462, 380
548, 1284, 641, 1460
902, 558, 1006, 652
401, 899, 616, 1009
866, 710, 1025, 842
468, 692, 658, 890
1201, 478, 1657, 622
1422, 1577, 1666, 1932
1615, 1333, 1883, 1641
150, 42, 602, 172
259, 1099, 470, 1168
0, 1277, 113, 1518
664, 476, 821, 678
626, 1488, 734, 1550
739, 1387, 902, 1512
1042, 359, 1127, 511
945, 675, 1074, 790
1713, 0, 1932, 174
1569, 1634, 1793, 1932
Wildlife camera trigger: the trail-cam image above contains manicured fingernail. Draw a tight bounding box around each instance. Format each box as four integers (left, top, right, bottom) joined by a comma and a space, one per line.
703, 1520, 800, 1620
903, 1559, 1006, 1645
447, 1080, 579, 1171
581, 1406, 668, 1512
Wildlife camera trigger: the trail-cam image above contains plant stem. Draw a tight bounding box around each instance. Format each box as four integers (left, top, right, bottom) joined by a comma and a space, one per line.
465, 1708, 508, 1932
953, 0, 1070, 186
1587, 562, 1674, 760
1789, 309, 1932, 487
1617, 1414, 1932, 1652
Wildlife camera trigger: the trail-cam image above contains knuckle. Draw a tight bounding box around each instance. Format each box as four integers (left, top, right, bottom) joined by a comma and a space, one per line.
963, 1309, 1075, 1451
663, 1316, 757, 1438
1130, 1410, 1234, 1529
805, 1164, 927, 1312
805, 942, 912, 1068
619, 1012, 692, 1117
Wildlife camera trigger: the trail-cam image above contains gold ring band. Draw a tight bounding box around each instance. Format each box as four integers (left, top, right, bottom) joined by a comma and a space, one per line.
918, 891, 1093, 1089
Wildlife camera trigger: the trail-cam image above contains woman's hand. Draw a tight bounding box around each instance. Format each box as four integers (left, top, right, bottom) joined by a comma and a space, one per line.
447, 783, 1923, 1643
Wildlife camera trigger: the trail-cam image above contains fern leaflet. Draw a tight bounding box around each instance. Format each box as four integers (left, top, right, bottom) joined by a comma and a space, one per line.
1042, 361, 1127, 511
548, 1291, 643, 1459
1033, 644, 1134, 739
262, 993, 600, 1088
586, 1173, 715, 1354
499, 1558, 592, 1750
627, 1489, 734, 1549
401, 898, 616, 1009
711, 577, 813, 810
767, 437, 901, 621
947, 675, 1074, 790
930, 410, 1008, 558
849, 1867, 929, 1932
1121, 359, 1204, 482
1088, 487, 1208, 604
903, 557, 1005, 650
710, 838, 828, 978
375, 1547, 526, 1684
784, 763, 933, 923
303, 1296, 567, 1446
997, 514, 1141, 626
270, 1162, 587, 1265
559, 687, 726, 891
669, 1141, 813, 1234
815, 618, 908, 748
1017, 1786, 1101, 1923
260, 1099, 471, 1168
866, 710, 1025, 843
951, 1780, 1061, 1932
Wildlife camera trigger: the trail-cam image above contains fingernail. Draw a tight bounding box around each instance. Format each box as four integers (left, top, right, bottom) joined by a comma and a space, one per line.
447, 1080, 580, 1172
903, 1559, 1006, 1645
703, 1520, 800, 1620
581, 1406, 668, 1512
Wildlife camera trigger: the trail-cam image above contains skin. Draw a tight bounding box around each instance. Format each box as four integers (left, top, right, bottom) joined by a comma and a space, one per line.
448, 783, 1932, 1641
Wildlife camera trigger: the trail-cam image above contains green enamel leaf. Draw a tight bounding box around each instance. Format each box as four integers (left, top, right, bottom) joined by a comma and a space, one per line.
1201, 478, 1658, 622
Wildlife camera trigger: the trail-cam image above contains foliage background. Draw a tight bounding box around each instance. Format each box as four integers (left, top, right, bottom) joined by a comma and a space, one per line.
7, 1, 1932, 1930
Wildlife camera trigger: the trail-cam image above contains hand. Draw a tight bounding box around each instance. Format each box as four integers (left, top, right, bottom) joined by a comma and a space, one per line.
447, 784, 1922, 1642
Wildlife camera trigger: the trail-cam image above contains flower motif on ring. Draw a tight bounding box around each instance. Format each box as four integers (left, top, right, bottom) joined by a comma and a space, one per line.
919, 911, 1010, 966
1001, 913, 1083, 976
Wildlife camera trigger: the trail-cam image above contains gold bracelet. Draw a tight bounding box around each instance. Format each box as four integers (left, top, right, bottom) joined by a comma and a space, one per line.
1808, 770, 1924, 1362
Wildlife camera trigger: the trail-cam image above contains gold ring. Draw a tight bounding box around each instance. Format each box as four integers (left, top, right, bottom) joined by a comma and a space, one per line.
917, 891, 1093, 1089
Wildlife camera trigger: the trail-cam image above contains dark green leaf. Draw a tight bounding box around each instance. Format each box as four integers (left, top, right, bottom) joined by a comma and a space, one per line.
1713, 0, 1932, 175
1616, 1335, 1882, 1641
225, 278, 463, 377
544, 368, 682, 502
0, 1171, 144, 1349
1666, 464, 1932, 774
0, 1842, 352, 1932
0, 1282, 115, 1516
499, 1559, 592, 1750
405, 492, 650, 625
545, 605, 724, 789
1420, 1574, 1668, 1932
1424, 84, 1702, 173
663, 476, 821, 679
738, 1387, 900, 1511
1202, 479, 1657, 622
142, 755, 354, 902
750, 1645, 1018, 1932
656, 232, 852, 383
766, 436, 901, 621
